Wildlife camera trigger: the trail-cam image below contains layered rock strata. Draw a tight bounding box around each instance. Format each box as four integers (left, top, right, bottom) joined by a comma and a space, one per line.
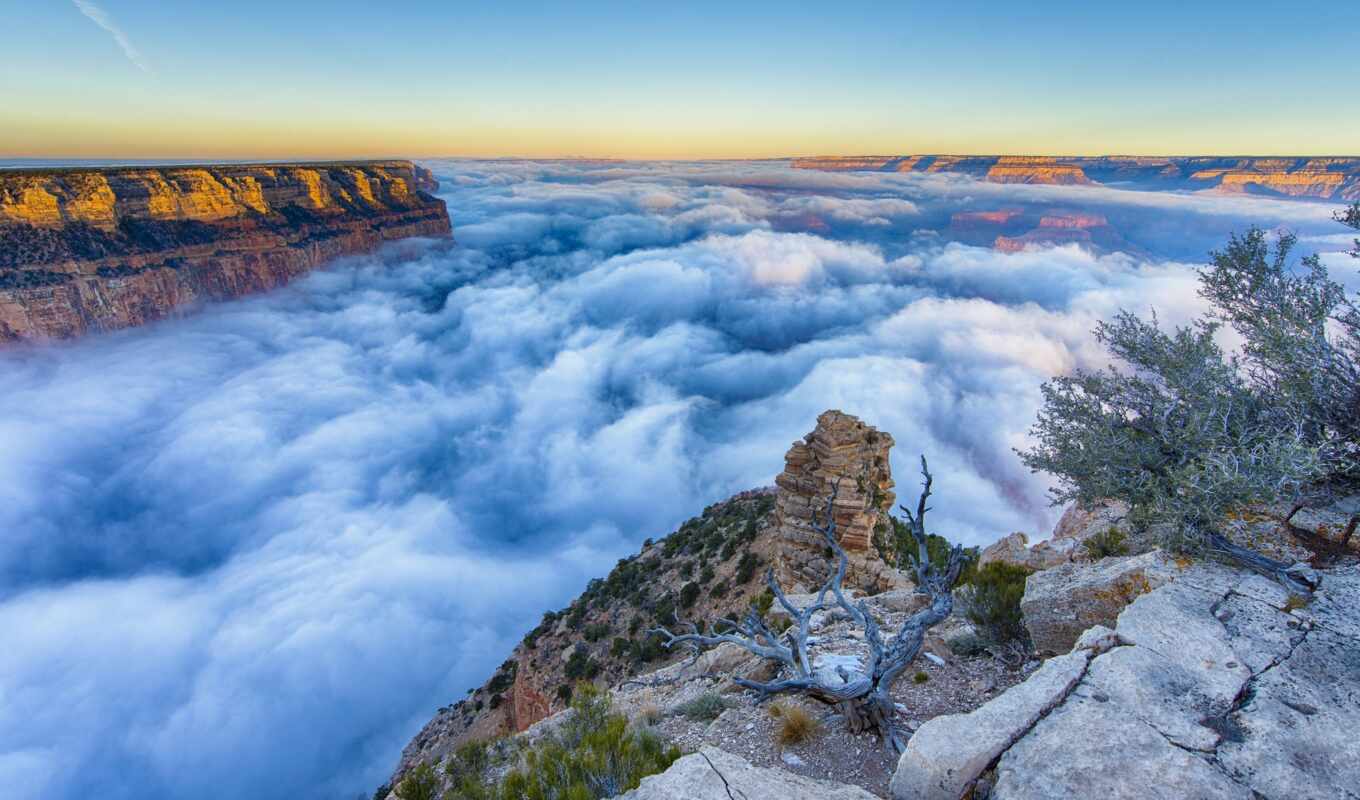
772, 410, 906, 593
793, 155, 1360, 201
0, 160, 451, 341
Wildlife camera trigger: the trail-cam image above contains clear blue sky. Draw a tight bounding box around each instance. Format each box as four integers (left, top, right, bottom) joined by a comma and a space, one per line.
3, 0, 1358, 158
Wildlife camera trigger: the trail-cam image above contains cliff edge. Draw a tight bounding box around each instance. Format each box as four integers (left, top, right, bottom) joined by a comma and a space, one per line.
0, 160, 451, 341
792, 155, 1360, 202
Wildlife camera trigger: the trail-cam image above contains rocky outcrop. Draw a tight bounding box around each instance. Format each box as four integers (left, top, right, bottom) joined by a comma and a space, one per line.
993, 564, 1360, 799
793, 155, 1360, 201
1020, 550, 1179, 655
772, 410, 906, 593
893, 560, 1360, 800
619, 746, 880, 800
0, 160, 451, 341
978, 500, 1134, 570
978, 532, 1073, 572
993, 212, 1122, 253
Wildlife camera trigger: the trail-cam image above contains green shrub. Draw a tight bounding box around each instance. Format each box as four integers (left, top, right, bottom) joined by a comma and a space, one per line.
395, 762, 438, 800
582, 622, 610, 642
1082, 527, 1130, 560
487, 661, 516, 695
735, 551, 759, 583
960, 562, 1032, 647
1020, 222, 1360, 581
564, 648, 600, 681
753, 588, 774, 617
912, 671, 929, 684
679, 581, 701, 608
675, 691, 729, 721
495, 684, 680, 800
449, 738, 490, 778
629, 634, 666, 664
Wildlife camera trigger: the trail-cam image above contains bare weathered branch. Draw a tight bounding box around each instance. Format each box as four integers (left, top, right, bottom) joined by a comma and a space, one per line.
652, 456, 964, 752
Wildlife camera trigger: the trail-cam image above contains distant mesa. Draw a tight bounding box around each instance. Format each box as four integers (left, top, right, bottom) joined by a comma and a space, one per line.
793, 154, 1360, 201
948, 207, 1129, 254
0, 160, 452, 342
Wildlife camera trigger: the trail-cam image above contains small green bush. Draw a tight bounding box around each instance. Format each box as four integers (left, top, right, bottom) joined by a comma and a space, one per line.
960, 562, 1032, 647
675, 691, 729, 721
912, 671, 929, 684
564, 648, 600, 681
1082, 527, 1130, 560
735, 551, 759, 583
754, 588, 774, 617
395, 762, 438, 800
583, 622, 610, 642
679, 581, 701, 608
447, 738, 490, 779
496, 684, 680, 800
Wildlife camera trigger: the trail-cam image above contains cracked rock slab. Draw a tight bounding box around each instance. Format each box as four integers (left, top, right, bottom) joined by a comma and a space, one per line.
617, 746, 880, 800
987, 562, 1360, 800
992, 691, 1248, 799
889, 650, 1092, 800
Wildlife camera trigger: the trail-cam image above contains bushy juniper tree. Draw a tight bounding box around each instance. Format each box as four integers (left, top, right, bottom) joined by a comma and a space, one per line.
653, 460, 966, 752
1021, 213, 1360, 593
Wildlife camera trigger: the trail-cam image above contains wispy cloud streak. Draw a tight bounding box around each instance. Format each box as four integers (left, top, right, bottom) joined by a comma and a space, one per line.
72, 0, 150, 73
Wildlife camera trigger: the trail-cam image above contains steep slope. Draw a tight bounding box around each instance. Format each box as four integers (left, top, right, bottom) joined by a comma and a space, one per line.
792, 155, 1360, 201
0, 160, 451, 341
388, 411, 905, 791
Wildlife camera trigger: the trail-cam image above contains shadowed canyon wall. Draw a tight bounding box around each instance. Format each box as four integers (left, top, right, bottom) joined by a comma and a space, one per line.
0, 161, 451, 341
793, 155, 1360, 201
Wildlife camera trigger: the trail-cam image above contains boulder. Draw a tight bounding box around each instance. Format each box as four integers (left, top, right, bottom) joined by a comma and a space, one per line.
890, 649, 1094, 800
1020, 550, 1178, 654
618, 746, 879, 800
978, 532, 1073, 571
1051, 500, 1130, 544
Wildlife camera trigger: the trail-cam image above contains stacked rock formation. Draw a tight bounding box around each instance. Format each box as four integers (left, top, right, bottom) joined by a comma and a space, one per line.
773, 410, 907, 593
0, 160, 451, 341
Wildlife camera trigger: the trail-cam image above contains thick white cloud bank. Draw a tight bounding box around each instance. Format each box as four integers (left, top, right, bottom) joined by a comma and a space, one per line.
0, 160, 1350, 800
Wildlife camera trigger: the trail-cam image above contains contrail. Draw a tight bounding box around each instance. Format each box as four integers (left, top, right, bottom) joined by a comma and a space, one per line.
72, 0, 150, 73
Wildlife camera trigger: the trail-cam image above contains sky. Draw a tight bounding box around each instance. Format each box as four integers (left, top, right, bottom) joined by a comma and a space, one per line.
1, 159, 1355, 800
2, 0, 1359, 159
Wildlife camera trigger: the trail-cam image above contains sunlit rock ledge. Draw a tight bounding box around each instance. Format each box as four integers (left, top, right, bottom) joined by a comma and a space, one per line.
0, 160, 452, 341
792, 155, 1360, 201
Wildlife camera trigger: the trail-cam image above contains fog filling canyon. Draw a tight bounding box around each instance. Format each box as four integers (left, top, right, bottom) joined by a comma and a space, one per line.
0, 160, 1352, 800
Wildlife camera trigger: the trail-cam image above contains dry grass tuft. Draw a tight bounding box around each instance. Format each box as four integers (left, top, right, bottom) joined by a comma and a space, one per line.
637, 703, 662, 726
770, 703, 820, 745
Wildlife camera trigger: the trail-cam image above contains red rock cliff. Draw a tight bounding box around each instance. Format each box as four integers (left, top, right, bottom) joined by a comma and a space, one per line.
0, 160, 452, 341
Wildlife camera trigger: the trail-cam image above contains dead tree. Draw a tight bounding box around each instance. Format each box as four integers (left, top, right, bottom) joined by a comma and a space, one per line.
653, 457, 966, 752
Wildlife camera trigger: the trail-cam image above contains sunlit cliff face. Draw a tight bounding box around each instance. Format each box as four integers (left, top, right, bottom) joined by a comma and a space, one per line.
0, 160, 1350, 800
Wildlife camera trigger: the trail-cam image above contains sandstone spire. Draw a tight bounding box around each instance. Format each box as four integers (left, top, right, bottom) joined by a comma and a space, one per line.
773, 410, 907, 593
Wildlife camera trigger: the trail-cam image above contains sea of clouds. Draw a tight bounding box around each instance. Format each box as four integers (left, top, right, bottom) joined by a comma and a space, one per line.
0, 160, 1351, 800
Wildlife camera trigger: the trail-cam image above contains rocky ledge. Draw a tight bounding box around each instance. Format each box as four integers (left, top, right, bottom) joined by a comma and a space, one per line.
0, 160, 452, 341
792, 155, 1360, 202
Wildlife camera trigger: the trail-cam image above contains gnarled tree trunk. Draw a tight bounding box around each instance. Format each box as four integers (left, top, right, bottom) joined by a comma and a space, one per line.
654, 457, 966, 752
